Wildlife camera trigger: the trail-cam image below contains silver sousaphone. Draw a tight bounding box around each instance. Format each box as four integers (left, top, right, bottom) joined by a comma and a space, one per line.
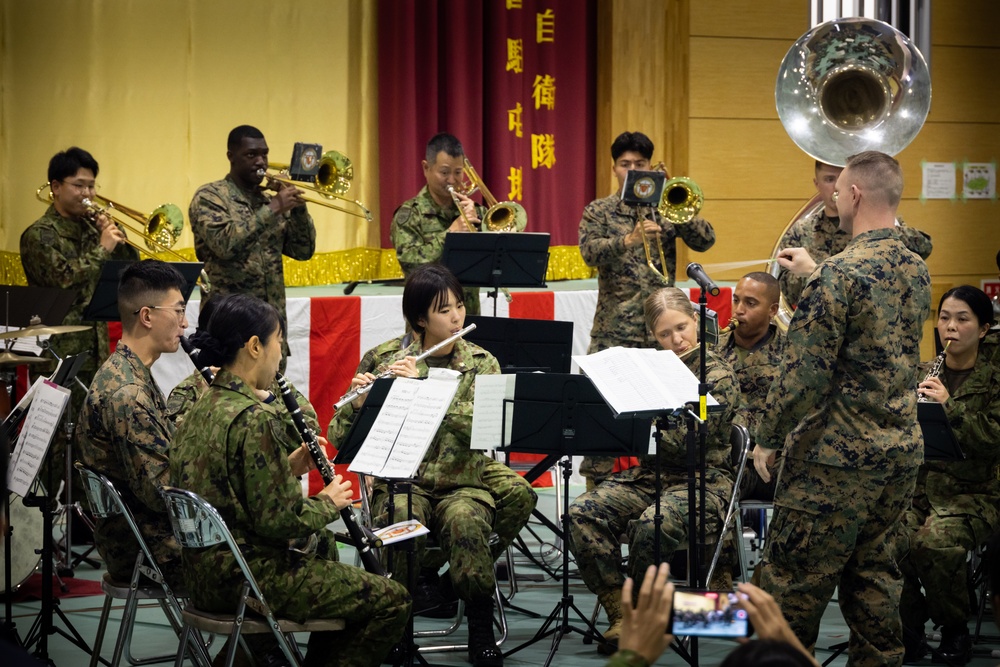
769, 17, 931, 330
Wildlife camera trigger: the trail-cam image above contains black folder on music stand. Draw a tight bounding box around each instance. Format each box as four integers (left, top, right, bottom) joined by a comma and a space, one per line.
465, 315, 573, 373
442, 232, 550, 315
918, 401, 965, 462
83, 260, 204, 321
0, 285, 78, 329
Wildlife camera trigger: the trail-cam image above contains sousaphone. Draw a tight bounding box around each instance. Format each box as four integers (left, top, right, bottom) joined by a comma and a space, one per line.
769, 17, 931, 330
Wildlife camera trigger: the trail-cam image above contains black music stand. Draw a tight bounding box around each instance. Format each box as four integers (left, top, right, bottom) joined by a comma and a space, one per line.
1, 285, 78, 331
83, 260, 204, 321
441, 232, 550, 316
498, 373, 651, 666
918, 401, 965, 461
464, 316, 573, 374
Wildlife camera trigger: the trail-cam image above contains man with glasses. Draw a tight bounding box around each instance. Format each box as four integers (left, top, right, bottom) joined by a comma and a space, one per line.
76, 260, 189, 586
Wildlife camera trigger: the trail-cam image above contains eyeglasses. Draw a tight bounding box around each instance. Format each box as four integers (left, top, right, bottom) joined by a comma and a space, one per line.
58, 180, 97, 191
134, 305, 187, 318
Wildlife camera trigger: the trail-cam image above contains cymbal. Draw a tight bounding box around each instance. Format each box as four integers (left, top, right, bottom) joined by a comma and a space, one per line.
0, 351, 48, 366
0, 323, 93, 340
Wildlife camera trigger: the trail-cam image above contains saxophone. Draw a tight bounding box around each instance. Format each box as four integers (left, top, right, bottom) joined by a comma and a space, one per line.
917, 340, 951, 402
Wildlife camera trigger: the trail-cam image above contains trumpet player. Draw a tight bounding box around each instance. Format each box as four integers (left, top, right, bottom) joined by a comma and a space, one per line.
577, 131, 716, 487
899, 285, 1000, 664
390, 133, 485, 315
189, 125, 315, 363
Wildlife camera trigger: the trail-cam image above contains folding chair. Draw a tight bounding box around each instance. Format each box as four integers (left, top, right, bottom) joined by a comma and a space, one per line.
160, 486, 345, 667
74, 462, 211, 667
708, 423, 752, 583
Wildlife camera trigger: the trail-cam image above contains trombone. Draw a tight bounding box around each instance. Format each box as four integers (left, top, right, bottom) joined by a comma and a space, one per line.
35, 183, 211, 294
637, 164, 704, 279
265, 150, 373, 222
449, 158, 527, 233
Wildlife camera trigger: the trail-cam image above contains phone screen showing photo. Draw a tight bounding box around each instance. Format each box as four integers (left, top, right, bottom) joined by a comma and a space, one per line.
670, 590, 750, 638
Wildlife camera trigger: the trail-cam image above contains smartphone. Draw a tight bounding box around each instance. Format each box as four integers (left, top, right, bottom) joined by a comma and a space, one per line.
667, 589, 752, 638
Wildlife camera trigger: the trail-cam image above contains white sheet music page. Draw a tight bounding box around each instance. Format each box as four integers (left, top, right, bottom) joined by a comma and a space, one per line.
471, 374, 516, 450
348, 379, 421, 476
379, 369, 460, 479
8, 379, 71, 496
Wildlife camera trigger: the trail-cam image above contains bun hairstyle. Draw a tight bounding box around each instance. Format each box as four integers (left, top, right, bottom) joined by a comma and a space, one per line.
643, 287, 696, 336
188, 293, 284, 368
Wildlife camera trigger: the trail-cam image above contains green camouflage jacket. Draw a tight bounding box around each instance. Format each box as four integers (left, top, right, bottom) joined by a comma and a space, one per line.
758, 228, 932, 469
714, 324, 785, 439
777, 208, 932, 308
579, 194, 715, 350
189, 176, 315, 320
75, 343, 178, 580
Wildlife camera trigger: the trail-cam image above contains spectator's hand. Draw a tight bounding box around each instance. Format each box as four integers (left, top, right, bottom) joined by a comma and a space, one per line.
752, 445, 778, 483
735, 582, 819, 666
618, 563, 675, 665
775, 247, 818, 277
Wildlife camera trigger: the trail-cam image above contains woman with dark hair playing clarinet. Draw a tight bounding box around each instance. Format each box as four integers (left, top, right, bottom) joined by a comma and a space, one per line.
171, 293, 410, 667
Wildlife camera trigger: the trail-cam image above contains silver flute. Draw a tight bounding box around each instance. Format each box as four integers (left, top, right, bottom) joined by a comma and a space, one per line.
333, 323, 477, 410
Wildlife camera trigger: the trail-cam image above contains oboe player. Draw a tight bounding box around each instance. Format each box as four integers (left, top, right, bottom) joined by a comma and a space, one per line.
328, 264, 535, 667
171, 294, 410, 667
899, 285, 1000, 664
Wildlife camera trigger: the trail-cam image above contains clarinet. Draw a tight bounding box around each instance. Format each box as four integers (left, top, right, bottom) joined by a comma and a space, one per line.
275, 373, 387, 576
180, 336, 215, 384
918, 340, 951, 402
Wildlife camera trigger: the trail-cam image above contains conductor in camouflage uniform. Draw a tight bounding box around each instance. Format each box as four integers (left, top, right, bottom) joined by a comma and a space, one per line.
899, 285, 1000, 664
578, 131, 716, 485
569, 287, 741, 655
76, 260, 188, 584
755, 151, 931, 666
390, 133, 489, 315
776, 160, 932, 310
328, 265, 517, 667
189, 125, 315, 360
171, 294, 410, 667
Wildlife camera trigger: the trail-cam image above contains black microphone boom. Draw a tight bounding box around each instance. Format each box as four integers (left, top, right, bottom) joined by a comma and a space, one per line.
686, 262, 720, 297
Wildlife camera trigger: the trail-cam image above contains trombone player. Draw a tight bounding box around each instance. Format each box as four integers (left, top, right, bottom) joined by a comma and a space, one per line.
189, 124, 315, 362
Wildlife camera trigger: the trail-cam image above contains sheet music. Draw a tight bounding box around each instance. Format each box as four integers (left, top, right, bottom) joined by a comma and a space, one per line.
471, 374, 516, 450
8, 380, 71, 496
0, 325, 48, 355
348, 379, 420, 476
572, 347, 716, 417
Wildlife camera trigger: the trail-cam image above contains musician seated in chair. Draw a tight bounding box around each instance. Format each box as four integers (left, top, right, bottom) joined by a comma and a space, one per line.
328, 264, 532, 667
77, 259, 188, 586
568, 287, 743, 656
171, 293, 410, 667
899, 285, 1000, 665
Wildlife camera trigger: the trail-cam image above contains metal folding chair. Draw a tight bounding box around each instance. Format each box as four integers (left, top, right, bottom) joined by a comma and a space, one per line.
160, 486, 345, 667
708, 423, 753, 583
74, 462, 211, 667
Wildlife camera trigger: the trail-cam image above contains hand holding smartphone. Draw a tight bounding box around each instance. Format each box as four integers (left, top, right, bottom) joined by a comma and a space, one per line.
666, 589, 753, 638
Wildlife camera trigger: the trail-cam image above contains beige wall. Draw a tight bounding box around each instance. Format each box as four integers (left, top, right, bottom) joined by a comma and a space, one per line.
596, 0, 1000, 359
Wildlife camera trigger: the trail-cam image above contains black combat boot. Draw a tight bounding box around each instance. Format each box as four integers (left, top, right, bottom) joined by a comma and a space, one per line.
466, 597, 503, 667
937, 624, 972, 665
901, 624, 926, 665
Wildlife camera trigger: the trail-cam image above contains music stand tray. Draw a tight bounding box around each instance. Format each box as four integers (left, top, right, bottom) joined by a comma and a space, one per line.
918, 401, 965, 462
441, 232, 550, 289
83, 260, 204, 321
464, 316, 573, 374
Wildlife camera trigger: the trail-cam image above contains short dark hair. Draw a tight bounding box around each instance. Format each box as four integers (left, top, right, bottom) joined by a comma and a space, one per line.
402, 264, 464, 335
48, 147, 99, 183
190, 293, 285, 369
939, 285, 994, 329
117, 260, 187, 330
742, 271, 781, 305
994, 248, 1000, 273
611, 131, 653, 161
227, 125, 265, 151
815, 160, 840, 173
425, 133, 464, 164
719, 640, 816, 667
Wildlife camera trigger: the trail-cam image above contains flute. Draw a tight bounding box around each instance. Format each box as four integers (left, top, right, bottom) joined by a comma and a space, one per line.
333, 323, 477, 411
275, 373, 387, 576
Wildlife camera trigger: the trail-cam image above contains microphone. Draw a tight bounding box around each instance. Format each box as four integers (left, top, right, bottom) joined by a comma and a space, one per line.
686, 262, 720, 297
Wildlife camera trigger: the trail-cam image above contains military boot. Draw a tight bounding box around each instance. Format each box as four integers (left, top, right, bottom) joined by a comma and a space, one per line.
597, 589, 623, 656
466, 597, 503, 667
938, 624, 972, 665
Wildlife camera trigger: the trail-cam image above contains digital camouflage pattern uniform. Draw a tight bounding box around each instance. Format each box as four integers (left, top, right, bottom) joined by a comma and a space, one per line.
777, 209, 932, 309
75, 343, 180, 584
756, 227, 931, 666
328, 336, 532, 602
578, 194, 716, 482
171, 369, 410, 667
899, 359, 1000, 631
568, 349, 741, 597
715, 324, 785, 501
389, 186, 486, 315
189, 176, 315, 358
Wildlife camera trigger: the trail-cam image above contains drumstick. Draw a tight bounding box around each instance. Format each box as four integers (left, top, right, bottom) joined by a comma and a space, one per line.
699, 259, 777, 273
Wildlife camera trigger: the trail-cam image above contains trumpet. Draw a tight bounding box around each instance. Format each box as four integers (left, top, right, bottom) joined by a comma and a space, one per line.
264, 149, 373, 221
449, 158, 527, 233
334, 324, 476, 410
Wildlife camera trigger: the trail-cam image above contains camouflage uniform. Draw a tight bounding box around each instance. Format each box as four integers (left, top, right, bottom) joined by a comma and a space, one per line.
189, 176, 315, 357
389, 186, 486, 315
171, 369, 410, 667
328, 336, 532, 601
756, 227, 931, 665
899, 360, 1000, 630
75, 343, 180, 584
777, 209, 932, 309
578, 195, 715, 483
714, 325, 785, 501
568, 350, 741, 597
